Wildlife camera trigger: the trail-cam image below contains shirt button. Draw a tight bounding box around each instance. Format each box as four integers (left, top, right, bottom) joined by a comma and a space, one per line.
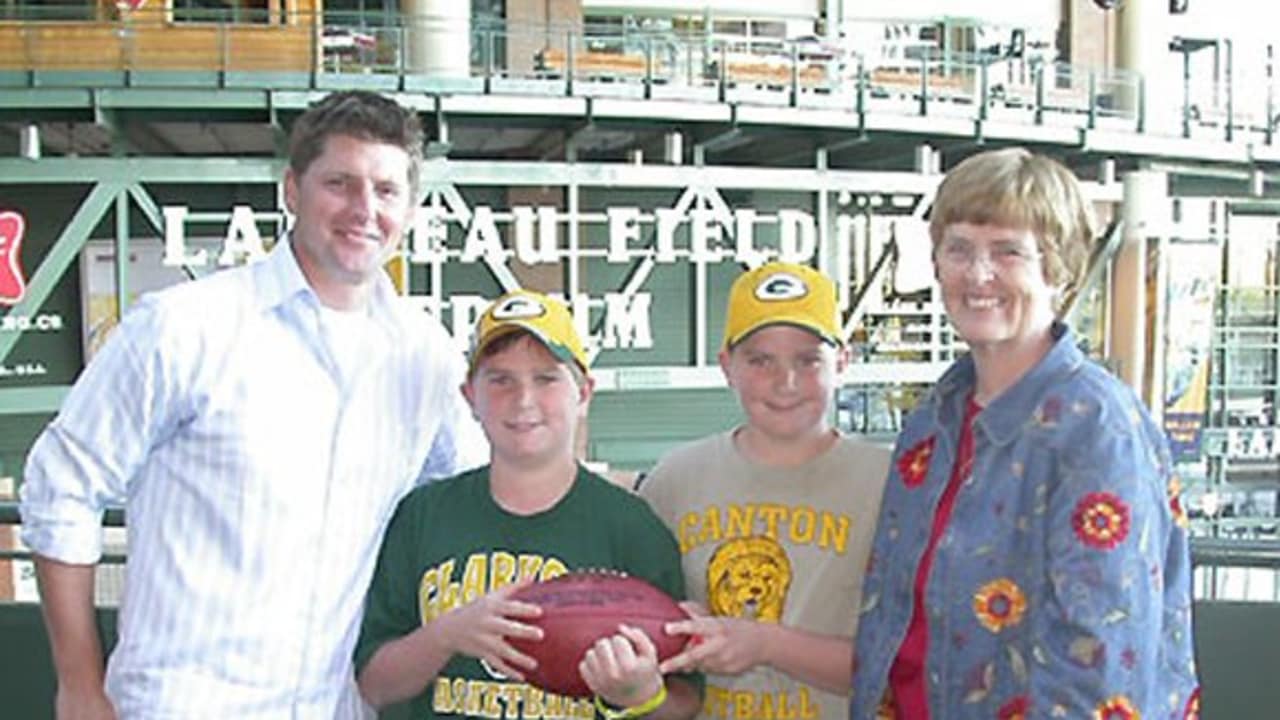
929, 671, 940, 685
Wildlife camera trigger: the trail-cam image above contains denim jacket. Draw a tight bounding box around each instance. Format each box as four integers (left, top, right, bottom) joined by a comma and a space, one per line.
851, 324, 1199, 719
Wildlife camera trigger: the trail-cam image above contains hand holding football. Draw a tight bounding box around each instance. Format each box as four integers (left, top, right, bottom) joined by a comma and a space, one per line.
507, 571, 690, 697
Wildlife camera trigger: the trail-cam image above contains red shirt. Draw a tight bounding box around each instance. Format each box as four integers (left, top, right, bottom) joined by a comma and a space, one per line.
888, 396, 981, 719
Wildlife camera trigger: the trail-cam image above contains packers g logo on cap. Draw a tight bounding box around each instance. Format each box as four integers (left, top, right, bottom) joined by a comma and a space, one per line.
723, 261, 840, 348
491, 295, 547, 321
754, 272, 809, 302
472, 290, 590, 374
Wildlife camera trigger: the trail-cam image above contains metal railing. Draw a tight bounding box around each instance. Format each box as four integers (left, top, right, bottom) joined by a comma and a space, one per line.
1, 501, 126, 606
4, 499, 1279, 604
1192, 536, 1280, 602
2, 10, 1273, 143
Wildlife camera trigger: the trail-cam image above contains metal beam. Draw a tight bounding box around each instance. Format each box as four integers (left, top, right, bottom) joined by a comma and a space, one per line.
0, 158, 281, 183
1063, 218, 1125, 324
0, 156, 1123, 199
0, 182, 121, 365
419, 159, 945, 193
0, 386, 71, 414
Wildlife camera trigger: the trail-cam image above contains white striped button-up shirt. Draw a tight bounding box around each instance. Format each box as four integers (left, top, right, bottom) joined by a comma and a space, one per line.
20, 240, 486, 718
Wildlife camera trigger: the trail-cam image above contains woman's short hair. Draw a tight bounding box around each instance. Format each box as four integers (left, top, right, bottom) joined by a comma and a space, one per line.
929, 147, 1097, 310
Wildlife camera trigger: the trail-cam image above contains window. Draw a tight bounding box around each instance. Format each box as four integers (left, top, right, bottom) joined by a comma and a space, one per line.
172, 0, 272, 24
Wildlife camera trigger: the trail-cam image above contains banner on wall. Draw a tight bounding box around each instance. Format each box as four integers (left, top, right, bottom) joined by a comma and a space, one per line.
1162, 241, 1218, 462
0, 198, 84, 389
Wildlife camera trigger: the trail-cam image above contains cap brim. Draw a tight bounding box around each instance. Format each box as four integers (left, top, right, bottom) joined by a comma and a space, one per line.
471, 323, 585, 372
727, 318, 840, 348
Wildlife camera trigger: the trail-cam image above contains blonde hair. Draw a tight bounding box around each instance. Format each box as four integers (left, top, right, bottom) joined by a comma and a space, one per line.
929, 148, 1096, 311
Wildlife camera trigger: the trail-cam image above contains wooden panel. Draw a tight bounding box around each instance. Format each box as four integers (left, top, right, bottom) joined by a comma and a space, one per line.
131, 24, 315, 72
0, 24, 125, 70
225, 25, 314, 72
130, 25, 226, 71
0, 21, 316, 73
0, 29, 26, 68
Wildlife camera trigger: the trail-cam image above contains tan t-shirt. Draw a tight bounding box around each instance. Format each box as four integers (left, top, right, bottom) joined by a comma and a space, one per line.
640, 430, 890, 720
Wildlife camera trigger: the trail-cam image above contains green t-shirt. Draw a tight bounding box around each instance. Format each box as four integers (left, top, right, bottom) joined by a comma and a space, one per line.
355, 464, 690, 719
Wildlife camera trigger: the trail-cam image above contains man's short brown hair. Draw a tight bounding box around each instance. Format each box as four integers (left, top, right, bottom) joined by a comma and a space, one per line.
287, 91, 424, 194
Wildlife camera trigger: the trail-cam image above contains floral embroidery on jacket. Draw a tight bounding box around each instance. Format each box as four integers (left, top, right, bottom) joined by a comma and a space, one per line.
973, 578, 1027, 633
1032, 395, 1063, 426
997, 695, 1029, 719
1094, 694, 1138, 719
1168, 476, 1190, 529
897, 436, 934, 488
1183, 686, 1201, 719
850, 327, 1199, 720
1072, 491, 1131, 549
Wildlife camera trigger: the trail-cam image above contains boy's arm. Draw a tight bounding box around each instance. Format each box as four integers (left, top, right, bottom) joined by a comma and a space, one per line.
357, 584, 543, 709
655, 676, 702, 720
580, 625, 701, 720
660, 608, 854, 695
751, 625, 853, 694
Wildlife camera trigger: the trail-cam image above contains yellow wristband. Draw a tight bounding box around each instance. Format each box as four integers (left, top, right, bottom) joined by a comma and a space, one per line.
594, 684, 668, 719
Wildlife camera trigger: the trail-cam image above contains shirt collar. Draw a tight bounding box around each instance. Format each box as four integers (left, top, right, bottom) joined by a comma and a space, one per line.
933, 321, 1085, 446
251, 238, 312, 312
252, 238, 403, 331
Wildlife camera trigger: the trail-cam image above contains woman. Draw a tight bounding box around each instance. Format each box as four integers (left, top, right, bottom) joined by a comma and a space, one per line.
851, 148, 1200, 719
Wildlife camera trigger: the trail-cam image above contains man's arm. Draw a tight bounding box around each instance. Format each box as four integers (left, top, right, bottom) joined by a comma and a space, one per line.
20, 298, 182, 718
35, 555, 117, 720
418, 351, 488, 483
660, 610, 853, 694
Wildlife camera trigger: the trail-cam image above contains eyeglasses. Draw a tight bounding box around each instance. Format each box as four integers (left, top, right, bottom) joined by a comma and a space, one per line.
936, 238, 1042, 275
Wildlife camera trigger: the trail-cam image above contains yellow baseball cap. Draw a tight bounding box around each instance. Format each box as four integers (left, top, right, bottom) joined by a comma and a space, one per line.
471, 290, 589, 374
723, 262, 841, 349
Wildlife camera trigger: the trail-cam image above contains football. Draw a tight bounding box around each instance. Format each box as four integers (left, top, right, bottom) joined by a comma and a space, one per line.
508, 570, 690, 697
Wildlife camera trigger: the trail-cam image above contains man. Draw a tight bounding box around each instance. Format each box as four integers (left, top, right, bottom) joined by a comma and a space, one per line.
354, 290, 700, 719
19, 90, 486, 718
641, 261, 889, 718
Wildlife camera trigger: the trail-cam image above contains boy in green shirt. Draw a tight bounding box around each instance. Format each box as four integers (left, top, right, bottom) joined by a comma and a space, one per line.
355, 290, 700, 719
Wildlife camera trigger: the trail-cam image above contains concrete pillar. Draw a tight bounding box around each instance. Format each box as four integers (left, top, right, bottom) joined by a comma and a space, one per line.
19, 124, 39, 160
664, 131, 683, 165
505, 0, 584, 76
403, 0, 469, 77
913, 144, 937, 174
1117, 0, 1174, 131
1111, 170, 1166, 402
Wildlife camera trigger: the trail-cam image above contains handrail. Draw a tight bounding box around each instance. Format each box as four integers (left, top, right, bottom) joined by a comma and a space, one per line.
1, 9, 1229, 141
0, 501, 125, 527
4, 499, 1278, 568
1192, 537, 1280, 570
0, 501, 126, 563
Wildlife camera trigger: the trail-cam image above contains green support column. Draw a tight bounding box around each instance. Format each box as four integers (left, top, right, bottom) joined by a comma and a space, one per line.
115, 188, 131, 321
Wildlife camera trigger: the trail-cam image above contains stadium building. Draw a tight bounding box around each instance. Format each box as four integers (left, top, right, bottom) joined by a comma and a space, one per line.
0, 0, 1277, 716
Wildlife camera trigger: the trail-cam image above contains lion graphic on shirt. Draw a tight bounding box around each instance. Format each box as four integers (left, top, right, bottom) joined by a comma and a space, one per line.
706, 535, 792, 622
